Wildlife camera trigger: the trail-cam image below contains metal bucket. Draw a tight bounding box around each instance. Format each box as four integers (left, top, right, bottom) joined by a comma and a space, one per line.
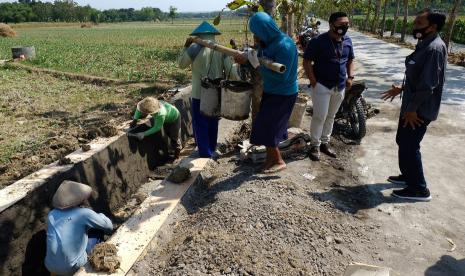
200, 78, 222, 117
288, 94, 307, 128
220, 80, 253, 121
12, 46, 36, 59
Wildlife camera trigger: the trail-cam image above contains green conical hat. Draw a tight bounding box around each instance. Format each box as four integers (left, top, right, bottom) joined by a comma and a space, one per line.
190, 21, 221, 36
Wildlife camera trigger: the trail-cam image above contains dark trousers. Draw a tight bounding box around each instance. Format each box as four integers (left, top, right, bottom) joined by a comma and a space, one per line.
396, 117, 431, 190
86, 229, 104, 255
191, 98, 219, 158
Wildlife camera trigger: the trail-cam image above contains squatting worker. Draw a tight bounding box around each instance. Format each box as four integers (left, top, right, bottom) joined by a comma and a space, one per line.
45, 181, 113, 275
234, 12, 298, 174
303, 11, 355, 162
381, 9, 447, 201
130, 97, 182, 161
178, 21, 240, 158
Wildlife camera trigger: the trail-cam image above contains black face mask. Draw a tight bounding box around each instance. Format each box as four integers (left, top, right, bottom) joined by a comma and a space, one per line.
333, 25, 349, 36
412, 25, 430, 40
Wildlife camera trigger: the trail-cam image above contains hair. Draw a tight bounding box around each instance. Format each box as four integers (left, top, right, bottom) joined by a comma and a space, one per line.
329, 12, 348, 24
418, 8, 447, 32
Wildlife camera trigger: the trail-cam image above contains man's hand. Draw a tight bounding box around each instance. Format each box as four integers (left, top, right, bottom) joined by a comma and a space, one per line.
184, 37, 194, 48
129, 120, 138, 129
233, 53, 248, 65
402, 112, 424, 130
346, 78, 353, 90
381, 85, 402, 101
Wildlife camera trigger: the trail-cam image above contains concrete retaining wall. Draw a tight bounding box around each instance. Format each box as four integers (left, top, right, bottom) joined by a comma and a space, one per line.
0, 87, 193, 276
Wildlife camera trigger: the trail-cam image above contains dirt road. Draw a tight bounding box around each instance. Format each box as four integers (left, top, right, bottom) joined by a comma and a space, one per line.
133, 30, 465, 275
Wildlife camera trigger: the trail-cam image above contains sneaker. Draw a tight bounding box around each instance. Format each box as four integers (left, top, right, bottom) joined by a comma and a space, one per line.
392, 187, 432, 202
387, 175, 407, 185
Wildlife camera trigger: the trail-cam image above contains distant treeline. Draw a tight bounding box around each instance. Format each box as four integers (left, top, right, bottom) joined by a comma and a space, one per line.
0, 0, 245, 24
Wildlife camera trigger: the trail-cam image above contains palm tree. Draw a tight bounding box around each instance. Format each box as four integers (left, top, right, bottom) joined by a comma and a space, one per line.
400, 0, 408, 42
444, 0, 462, 51
391, 0, 401, 36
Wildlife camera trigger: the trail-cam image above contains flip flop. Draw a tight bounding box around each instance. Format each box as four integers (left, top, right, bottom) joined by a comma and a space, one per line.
263, 164, 287, 174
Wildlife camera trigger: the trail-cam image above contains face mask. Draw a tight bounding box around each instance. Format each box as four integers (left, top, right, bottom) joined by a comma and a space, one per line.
412, 26, 430, 40
333, 25, 349, 36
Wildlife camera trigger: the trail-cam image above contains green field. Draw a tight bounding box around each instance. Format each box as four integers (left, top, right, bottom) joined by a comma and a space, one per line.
0, 19, 247, 83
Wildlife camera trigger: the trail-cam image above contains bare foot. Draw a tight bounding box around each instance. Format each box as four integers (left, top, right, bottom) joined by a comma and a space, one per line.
263, 163, 287, 174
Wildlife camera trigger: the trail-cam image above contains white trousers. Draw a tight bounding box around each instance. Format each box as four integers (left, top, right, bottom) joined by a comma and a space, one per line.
310, 82, 345, 147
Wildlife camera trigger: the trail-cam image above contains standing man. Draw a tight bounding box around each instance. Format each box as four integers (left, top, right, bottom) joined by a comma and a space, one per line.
303, 12, 355, 161
178, 21, 240, 158
382, 9, 447, 201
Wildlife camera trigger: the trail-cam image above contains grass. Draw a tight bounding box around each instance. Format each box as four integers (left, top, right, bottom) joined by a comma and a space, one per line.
0, 67, 139, 166
0, 19, 248, 83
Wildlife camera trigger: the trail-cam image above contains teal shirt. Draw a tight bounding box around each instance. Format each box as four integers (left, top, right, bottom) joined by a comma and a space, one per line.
133, 101, 180, 137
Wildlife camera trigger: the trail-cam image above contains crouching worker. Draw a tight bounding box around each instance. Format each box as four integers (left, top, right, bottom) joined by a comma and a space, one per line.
130, 97, 182, 160
45, 181, 113, 275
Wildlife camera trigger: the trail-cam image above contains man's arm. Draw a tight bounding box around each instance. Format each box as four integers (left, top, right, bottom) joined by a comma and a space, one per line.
303, 59, 317, 88
346, 59, 355, 90
143, 114, 165, 137
406, 49, 443, 112
83, 209, 113, 233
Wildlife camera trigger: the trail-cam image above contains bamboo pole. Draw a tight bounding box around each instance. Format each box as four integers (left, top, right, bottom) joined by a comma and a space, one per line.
192, 37, 286, 74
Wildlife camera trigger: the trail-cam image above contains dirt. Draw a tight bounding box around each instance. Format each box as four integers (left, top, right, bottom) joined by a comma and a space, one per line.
89, 242, 121, 273
132, 111, 380, 276
0, 67, 180, 189
167, 167, 192, 184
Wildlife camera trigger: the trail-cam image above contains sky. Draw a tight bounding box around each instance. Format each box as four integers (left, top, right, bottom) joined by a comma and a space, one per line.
0, 0, 232, 12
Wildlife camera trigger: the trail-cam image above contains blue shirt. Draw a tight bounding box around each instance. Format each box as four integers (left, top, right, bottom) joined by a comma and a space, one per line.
45, 208, 113, 275
304, 32, 355, 90
249, 12, 298, 96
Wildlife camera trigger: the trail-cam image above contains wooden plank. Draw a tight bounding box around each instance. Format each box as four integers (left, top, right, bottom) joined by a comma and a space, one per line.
75, 158, 210, 276
0, 135, 121, 213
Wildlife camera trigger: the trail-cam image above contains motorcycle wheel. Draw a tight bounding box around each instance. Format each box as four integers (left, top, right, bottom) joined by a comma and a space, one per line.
349, 98, 367, 140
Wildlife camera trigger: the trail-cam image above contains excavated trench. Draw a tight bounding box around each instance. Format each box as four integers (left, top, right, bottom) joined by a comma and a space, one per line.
0, 88, 194, 276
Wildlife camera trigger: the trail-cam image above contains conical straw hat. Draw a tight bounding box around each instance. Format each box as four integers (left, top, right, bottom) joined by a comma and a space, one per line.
52, 180, 92, 209
137, 97, 160, 114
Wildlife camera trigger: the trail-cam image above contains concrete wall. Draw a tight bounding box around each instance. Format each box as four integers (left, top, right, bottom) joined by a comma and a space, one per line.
0, 87, 193, 276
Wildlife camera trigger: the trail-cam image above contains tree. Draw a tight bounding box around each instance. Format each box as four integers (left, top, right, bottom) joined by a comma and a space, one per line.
363, 0, 372, 31
380, 0, 389, 36
371, 0, 382, 33
169, 6, 177, 24
400, 0, 408, 42
444, 0, 462, 51
391, 0, 401, 36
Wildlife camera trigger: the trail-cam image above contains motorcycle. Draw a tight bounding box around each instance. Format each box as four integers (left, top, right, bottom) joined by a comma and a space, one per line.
297, 25, 320, 51
335, 81, 379, 140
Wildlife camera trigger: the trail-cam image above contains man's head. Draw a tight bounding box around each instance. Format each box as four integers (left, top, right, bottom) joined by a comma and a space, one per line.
52, 181, 93, 210
329, 12, 349, 37
137, 97, 160, 117
413, 8, 446, 40
190, 21, 221, 41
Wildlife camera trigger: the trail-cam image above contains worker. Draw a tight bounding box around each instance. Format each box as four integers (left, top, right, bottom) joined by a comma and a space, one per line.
45, 181, 113, 275
234, 12, 298, 174
178, 21, 240, 158
130, 97, 182, 160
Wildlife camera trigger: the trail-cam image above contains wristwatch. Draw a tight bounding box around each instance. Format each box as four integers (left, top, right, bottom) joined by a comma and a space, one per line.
348, 76, 355, 80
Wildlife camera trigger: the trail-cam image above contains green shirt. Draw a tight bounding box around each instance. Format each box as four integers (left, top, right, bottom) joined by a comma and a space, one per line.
133, 101, 180, 137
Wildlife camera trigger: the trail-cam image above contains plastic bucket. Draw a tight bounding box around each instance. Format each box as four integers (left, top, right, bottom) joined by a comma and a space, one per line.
220, 81, 253, 121
288, 94, 307, 128
200, 78, 222, 118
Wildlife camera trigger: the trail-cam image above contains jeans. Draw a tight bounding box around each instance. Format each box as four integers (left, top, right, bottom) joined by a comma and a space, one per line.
191, 98, 219, 158
310, 82, 345, 147
396, 117, 431, 190
86, 229, 104, 255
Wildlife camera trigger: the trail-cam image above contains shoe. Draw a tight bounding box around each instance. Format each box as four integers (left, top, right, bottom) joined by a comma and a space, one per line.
320, 144, 337, 158
387, 175, 406, 185
392, 187, 432, 202
308, 146, 320, 161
